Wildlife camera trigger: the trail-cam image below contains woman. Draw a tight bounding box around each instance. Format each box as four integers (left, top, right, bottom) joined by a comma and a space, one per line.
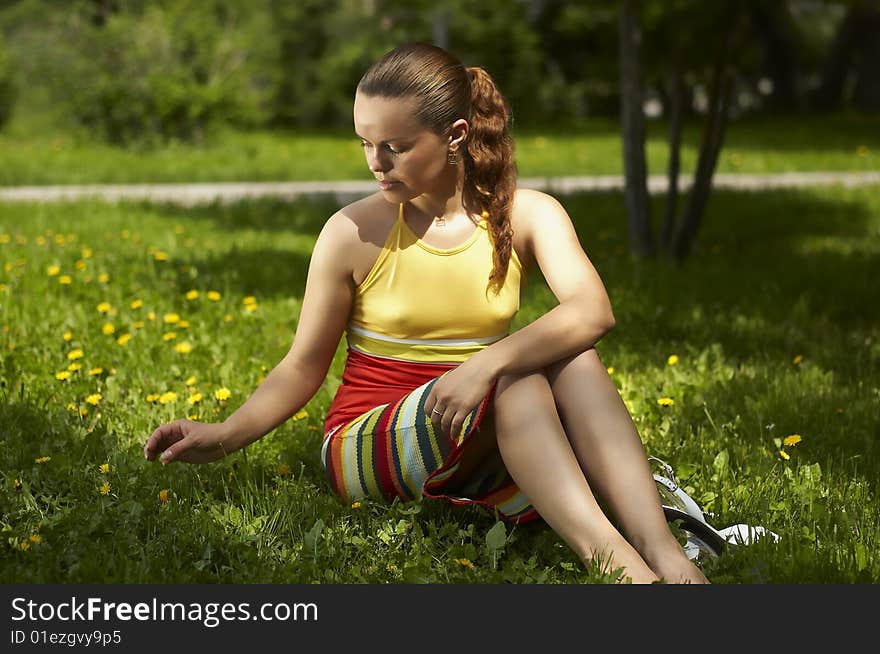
144, 42, 708, 584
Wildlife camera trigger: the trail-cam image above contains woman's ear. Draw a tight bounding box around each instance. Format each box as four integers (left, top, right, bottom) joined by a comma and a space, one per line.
448, 118, 469, 150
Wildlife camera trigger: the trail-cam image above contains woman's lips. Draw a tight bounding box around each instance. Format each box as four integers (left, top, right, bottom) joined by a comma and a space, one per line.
378, 180, 399, 190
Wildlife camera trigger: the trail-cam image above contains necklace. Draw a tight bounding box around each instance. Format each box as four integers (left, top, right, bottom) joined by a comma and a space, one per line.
434, 215, 446, 228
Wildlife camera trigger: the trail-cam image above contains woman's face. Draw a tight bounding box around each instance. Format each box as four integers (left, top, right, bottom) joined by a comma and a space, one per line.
353, 92, 460, 200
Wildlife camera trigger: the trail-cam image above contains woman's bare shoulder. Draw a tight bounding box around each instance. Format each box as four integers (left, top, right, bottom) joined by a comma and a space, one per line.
510, 188, 566, 268
324, 193, 397, 246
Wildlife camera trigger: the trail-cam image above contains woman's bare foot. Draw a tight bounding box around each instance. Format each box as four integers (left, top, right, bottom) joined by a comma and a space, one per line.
639, 537, 711, 584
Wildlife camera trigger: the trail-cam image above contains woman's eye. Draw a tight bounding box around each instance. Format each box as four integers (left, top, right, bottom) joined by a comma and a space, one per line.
360, 141, 402, 155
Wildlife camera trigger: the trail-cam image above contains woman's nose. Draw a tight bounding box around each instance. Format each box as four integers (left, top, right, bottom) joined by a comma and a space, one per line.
366, 149, 390, 174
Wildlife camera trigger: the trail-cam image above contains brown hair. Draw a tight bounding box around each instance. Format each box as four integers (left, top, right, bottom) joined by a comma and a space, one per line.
357, 42, 517, 295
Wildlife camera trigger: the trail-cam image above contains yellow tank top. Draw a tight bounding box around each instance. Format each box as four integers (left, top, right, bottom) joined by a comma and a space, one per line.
347, 202, 522, 363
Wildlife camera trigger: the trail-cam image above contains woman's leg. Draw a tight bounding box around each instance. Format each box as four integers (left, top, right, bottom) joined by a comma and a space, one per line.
545, 348, 709, 584
490, 369, 660, 584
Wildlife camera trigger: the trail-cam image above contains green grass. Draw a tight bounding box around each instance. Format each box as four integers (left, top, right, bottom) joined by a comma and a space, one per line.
1, 185, 878, 583
0, 108, 877, 185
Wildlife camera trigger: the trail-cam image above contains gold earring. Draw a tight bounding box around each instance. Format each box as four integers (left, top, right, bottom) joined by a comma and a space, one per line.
447, 149, 460, 165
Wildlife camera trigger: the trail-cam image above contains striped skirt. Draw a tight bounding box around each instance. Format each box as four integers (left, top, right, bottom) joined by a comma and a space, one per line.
321, 349, 539, 523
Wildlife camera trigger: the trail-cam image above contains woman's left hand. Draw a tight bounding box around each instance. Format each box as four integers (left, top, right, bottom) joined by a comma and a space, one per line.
424, 357, 496, 439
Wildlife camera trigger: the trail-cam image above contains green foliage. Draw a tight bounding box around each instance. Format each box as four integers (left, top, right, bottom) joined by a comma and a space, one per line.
0, 32, 14, 129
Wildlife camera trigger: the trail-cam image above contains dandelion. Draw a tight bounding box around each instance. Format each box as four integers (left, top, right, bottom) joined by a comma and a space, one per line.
35, 456, 51, 464
163, 313, 180, 324
63, 331, 73, 341
793, 354, 804, 365
75, 260, 87, 271
185, 376, 197, 386
97, 302, 112, 314
28, 534, 41, 544
214, 387, 231, 401
58, 275, 72, 285
20, 540, 30, 551
350, 500, 361, 509
153, 251, 169, 261
99, 463, 110, 473
67, 362, 82, 372
98, 273, 109, 283
81, 247, 93, 259
88, 367, 104, 376
14, 478, 22, 489
130, 299, 143, 309
223, 314, 233, 323
67, 402, 78, 412
0, 233, 8, 243
177, 320, 190, 328
293, 410, 309, 421
146, 393, 160, 403
277, 463, 291, 475
783, 434, 802, 447
159, 489, 169, 504
175, 342, 192, 354
116, 333, 132, 346
243, 296, 256, 305
68, 349, 83, 360
657, 397, 675, 407
55, 371, 72, 381
163, 332, 177, 341
159, 392, 178, 405
79, 408, 88, 417
147, 312, 156, 321
779, 450, 790, 461
207, 291, 221, 301
47, 264, 60, 276
86, 394, 102, 406
185, 290, 199, 300
100, 482, 111, 495
667, 355, 679, 366
455, 558, 475, 569
187, 393, 202, 405
102, 323, 115, 335
607, 367, 615, 375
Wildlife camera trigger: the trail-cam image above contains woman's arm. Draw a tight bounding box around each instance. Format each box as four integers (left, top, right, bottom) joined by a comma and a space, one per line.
144, 212, 357, 464
475, 189, 615, 378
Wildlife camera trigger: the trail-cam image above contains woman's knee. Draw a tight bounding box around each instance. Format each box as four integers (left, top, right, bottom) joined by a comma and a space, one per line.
545, 347, 604, 384
494, 369, 550, 397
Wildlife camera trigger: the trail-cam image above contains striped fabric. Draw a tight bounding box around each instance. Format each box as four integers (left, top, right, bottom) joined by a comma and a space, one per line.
321, 358, 539, 523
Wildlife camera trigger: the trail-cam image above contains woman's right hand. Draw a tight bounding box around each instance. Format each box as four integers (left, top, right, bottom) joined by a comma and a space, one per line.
143, 419, 230, 465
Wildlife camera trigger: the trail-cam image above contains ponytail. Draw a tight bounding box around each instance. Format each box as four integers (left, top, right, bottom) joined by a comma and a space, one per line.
463, 66, 517, 295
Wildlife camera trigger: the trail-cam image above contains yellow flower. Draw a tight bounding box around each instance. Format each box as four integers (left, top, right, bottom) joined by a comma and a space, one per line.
67, 402, 78, 412
14, 478, 22, 489
185, 376, 197, 386
55, 371, 72, 381
350, 500, 361, 509
606, 367, 614, 375
102, 322, 115, 335
75, 260, 87, 271
86, 393, 102, 406
207, 291, 221, 301
214, 387, 231, 401
88, 367, 104, 376
163, 313, 180, 324
79, 408, 88, 416
20, 540, 30, 551
98, 273, 109, 283
0, 233, 8, 243
223, 314, 233, 323
147, 312, 156, 321
99, 463, 110, 473
175, 341, 192, 354
133, 321, 144, 329
243, 296, 256, 305
146, 393, 160, 403
454, 558, 475, 569
130, 299, 143, 309
159, 392, 178, 405
67, 349, 84, 360
187, 392, 202, 405
63, 331, 73, 341
47, 264, 60, 276
36, 235, 46, 246
185, 290, 199, 300
293, 409, 309, 421
277, 463, 291, 475
793, 354, 804, 365
81, 247, 93, 259
35, 456, 51, 464
244, 302, 258, 313
667, 355, 679, 366
28, 534, 41, 544
783, 434, 802, 447
657, 397, 675, 407
163, 332, 177, 341
116, 333, 132, 346
58, 275, 72, 285
67, 362, 82, 372
158, 489, 169, 504
97, 302, 112, 314
100, 482, 111, 495
779, 450, 790, 461
153, 251, 169, 261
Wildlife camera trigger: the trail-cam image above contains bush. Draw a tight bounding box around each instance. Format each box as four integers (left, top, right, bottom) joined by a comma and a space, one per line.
0, 34, 15, 129
34, 1, 276, 146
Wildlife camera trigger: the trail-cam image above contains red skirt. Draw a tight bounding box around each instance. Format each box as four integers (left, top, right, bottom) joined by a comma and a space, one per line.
321, 348, 539, 523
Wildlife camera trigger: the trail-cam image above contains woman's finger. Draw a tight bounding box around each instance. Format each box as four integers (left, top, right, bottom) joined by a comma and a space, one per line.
145, 419, 191, 461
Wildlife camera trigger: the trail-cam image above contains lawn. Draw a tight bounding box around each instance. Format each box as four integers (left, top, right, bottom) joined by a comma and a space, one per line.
1, 184, 877, 583
0, 109, 877, 185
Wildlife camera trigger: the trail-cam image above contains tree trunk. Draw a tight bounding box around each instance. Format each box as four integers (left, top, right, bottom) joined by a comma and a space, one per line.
813, 4, 860, 110
619, 0, 654, 258
661, 62, 684, 255
853, 3, 880, 113
671, 30, 735, 262
750, 0, 799, 110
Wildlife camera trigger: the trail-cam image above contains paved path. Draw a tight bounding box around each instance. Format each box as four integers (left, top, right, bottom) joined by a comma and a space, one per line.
1, 171, 878, 206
